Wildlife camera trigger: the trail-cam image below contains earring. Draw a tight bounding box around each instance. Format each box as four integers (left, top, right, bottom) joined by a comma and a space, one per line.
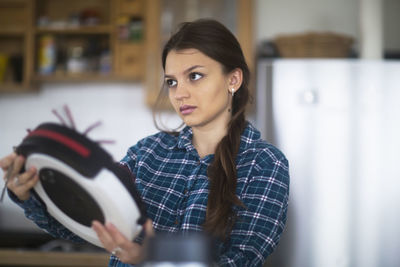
231, 88, 235, 97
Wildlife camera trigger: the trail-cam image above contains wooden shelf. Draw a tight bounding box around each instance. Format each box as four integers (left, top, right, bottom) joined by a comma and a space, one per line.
0, 0, 26, 7
33, 73, 138, 82
35, 25, 113, 35
0, 83, 31, 92
0, 27, 26, 36
0, 249, 109, 267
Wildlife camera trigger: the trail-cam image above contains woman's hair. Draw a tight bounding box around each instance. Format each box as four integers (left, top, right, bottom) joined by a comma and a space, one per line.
155, 19, 250, 241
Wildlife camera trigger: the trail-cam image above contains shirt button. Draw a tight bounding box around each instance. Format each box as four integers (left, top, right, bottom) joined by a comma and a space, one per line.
175, 220, 179, 225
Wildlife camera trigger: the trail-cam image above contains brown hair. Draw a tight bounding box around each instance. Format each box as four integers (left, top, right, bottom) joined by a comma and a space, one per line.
155, 19, 250, 241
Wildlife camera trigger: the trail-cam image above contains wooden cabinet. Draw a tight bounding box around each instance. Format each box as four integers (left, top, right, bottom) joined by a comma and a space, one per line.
113, 0, 145, 80
32, 0, 146, 81
0, 0, 147, 91
117, 0, 143, 16
0, 0, 33, 92
115, 42, 144, 78
0, 0, 254, 108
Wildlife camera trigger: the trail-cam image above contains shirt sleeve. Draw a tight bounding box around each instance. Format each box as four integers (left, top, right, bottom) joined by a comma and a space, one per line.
119, 141, 142, 177
120, 141, 147, 245
8, 189, 85, 243
218, 150, 290, 266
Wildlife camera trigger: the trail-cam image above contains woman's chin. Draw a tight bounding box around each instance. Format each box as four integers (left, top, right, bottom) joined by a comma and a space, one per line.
182, 118, 199, 128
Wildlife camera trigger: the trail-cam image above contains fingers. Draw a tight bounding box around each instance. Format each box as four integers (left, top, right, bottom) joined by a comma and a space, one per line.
13, 166, 37, 186
11, 156, 25, 177
92, 221, 116, 251
92, 221, 143, 264
10, 171, 39, 201
0, 153, 17, 174
142, 219, 154, 257
2, 155, 25, 182
143, 219, 155, 237
105, 223, 134, 251
92, 221, 134, 251
4, 155, 38, 201
21, 172, 40, 191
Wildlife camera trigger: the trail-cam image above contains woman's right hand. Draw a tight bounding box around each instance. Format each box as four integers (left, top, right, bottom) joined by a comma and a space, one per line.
0, 153, 39, 201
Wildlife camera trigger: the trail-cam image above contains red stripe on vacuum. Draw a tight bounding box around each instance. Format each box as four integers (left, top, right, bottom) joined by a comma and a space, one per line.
28, 129, 91, 157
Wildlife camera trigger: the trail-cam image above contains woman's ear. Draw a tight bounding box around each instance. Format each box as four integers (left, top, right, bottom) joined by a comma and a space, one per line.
228, 68, 243, 94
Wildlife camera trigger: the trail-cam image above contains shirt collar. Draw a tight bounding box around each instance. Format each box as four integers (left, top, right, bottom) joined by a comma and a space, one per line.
177, 126, 195, 150
238, 122, 261, 153
167, 126, 195, 151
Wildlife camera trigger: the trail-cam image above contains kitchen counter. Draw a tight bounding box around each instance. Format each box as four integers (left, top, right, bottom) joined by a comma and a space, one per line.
0, 249, 109, 267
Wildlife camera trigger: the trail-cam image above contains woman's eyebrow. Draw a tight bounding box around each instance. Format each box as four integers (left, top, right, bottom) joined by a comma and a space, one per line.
184, 65, 205, 74
164, 65, 205, 79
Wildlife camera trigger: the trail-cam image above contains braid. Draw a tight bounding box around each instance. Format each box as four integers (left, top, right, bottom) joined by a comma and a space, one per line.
203, 82, 249, 241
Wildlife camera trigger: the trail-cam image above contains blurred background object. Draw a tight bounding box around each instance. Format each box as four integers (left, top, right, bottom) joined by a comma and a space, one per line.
38, 35, 56, 75
144, 233, 213, 267
274, 32, 354, 58
9, 54, 24, 83
66, 40, 87, 74
257, 59, 400, 267
0, 53, 9, 82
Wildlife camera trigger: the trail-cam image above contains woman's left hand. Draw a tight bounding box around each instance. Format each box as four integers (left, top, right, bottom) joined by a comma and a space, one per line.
92, 219, 154, 264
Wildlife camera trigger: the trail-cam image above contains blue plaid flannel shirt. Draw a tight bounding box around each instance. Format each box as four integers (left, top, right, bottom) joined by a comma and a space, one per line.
11, 122, 289, 267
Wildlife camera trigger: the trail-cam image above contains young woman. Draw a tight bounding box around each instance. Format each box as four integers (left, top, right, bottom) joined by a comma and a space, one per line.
1, 19, 289, 266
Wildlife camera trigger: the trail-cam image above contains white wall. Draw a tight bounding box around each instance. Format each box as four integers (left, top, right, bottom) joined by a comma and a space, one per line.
255, 0, 400, 52
0, 83, 163, 161
255, 0, 359, 41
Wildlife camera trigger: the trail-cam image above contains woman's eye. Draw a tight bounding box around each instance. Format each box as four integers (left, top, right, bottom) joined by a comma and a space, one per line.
189, 72, 203, 81
166, 79, 177, 87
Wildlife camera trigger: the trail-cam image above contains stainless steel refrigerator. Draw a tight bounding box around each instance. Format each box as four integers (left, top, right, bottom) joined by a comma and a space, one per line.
256, 59, 400, 267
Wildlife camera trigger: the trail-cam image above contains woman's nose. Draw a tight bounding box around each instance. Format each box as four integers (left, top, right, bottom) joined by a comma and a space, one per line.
174, 83, 190, 100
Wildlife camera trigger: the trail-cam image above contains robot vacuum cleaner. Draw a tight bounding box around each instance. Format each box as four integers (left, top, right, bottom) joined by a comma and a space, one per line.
15, 122, 147, 248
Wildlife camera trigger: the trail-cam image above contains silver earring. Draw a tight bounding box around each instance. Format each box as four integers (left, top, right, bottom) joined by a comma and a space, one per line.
231, 88, 235, 96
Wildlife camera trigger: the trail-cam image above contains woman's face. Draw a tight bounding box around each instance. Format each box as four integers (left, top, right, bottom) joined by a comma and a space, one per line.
165, 48, 237, 130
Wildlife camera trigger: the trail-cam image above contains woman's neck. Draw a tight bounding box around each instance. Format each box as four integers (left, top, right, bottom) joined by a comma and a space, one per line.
192, 124, 228, 158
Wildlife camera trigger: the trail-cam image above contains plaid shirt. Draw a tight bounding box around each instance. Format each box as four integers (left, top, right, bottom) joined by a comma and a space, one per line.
11, 122, 289, 267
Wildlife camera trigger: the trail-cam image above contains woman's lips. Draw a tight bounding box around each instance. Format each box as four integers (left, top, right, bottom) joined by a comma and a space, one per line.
179, 105, 197, 115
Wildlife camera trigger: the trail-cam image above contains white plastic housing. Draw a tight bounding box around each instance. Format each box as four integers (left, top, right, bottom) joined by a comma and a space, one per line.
26, 153, 142, 247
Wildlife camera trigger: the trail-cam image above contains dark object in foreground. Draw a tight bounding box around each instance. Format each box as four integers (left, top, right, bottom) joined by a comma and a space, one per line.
15, 122, 147, 247
144, 233, 214, 267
